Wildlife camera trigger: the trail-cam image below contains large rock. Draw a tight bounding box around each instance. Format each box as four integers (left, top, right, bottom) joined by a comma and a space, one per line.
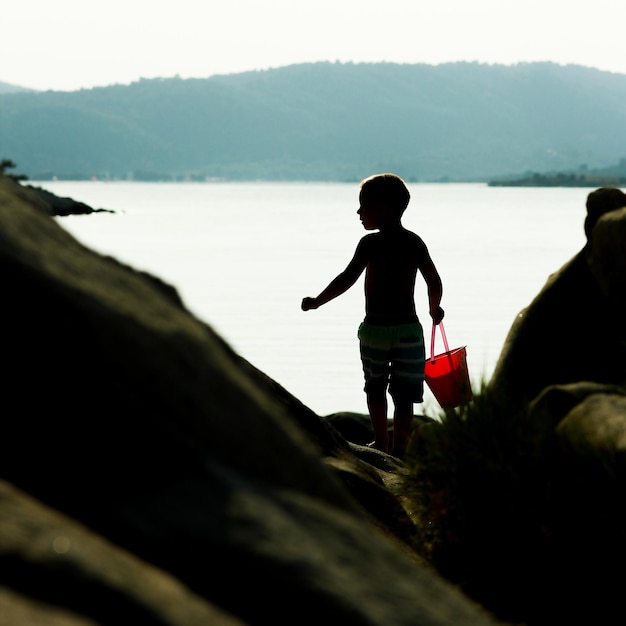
524, 382, 626, 623
477, 188, 626, 623
489, 188, 626, 405
0, 174, 499, 624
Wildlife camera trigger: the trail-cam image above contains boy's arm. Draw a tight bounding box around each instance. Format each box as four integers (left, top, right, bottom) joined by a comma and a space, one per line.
302, 241, 368, 311
420, 253, 445, 324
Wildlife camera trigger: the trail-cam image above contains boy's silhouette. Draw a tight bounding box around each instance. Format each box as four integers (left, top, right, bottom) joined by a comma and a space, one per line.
302, 173, 444, 459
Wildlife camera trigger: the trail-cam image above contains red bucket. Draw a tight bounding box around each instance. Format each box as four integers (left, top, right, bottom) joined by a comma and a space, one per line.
424, 323, 473, 409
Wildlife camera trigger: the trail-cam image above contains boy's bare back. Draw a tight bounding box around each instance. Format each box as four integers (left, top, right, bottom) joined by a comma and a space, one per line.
357, 226, 430, 320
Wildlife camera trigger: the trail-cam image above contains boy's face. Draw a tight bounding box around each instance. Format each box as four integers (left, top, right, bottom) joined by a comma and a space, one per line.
358, 190, 390, 230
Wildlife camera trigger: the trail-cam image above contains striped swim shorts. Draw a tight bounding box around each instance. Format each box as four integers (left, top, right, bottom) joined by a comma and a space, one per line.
357, 319, 425, 402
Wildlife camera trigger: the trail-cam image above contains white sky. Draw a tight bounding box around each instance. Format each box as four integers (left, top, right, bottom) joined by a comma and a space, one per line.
5, 0, 626, 91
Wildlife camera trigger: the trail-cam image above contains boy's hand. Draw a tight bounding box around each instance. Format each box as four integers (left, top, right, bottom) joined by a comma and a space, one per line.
301, 297, 318, 311
430, 306, 445, 325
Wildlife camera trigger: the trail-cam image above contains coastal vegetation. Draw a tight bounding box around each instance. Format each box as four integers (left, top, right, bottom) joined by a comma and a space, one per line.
0, 158, 28, 182
403, 391, 550, 621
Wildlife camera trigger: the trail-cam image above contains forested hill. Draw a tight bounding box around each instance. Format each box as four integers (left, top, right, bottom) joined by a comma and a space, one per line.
3, 61, 626, 182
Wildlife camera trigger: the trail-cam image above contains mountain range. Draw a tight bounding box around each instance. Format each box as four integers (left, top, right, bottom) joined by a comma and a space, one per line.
3, 61, 626, 182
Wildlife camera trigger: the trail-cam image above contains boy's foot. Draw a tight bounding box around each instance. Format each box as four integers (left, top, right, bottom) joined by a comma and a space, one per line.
366, 440, 388, 453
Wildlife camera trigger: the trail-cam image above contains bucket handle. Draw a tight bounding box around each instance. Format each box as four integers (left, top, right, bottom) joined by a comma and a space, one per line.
429, 322, 450, 362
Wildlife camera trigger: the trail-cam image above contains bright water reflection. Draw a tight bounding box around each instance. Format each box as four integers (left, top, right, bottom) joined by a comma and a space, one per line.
50, 181, 588, 416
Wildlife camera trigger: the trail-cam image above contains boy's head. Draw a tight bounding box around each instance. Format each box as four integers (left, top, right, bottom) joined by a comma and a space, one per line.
359, 173, 410, 218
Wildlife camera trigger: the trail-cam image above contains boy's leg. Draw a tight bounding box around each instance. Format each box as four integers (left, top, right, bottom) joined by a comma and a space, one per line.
358, 322, 391, 453
388, 321, 424, 459
367, 390, 388, 453
391, 396, 413, 459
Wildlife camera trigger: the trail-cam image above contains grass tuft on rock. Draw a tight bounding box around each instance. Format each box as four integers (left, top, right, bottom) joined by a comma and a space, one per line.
400, 386, 555, 622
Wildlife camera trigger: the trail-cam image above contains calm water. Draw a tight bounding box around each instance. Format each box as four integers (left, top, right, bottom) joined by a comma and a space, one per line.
45, 181, 588, 416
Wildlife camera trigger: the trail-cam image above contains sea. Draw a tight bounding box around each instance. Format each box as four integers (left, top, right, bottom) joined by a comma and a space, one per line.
40, 180, 589, 417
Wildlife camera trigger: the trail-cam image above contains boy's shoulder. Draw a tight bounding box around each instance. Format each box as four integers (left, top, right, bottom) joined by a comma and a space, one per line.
382, 226, 425, 242
360, 227, 423, 240
401, 227, 427, 244
359, 228, 428, 254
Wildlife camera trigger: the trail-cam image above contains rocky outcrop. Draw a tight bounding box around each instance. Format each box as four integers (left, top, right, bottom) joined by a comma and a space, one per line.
24, 184, 115, 215
478, 187, 626, 623
489, 187, 626, 405
0, 173, 499, 624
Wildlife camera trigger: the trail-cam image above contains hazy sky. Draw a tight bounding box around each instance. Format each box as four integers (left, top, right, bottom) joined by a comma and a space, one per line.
5, 0, 626, 91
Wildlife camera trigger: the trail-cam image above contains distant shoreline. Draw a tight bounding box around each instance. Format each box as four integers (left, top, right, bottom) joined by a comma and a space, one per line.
488, 173, 626, 188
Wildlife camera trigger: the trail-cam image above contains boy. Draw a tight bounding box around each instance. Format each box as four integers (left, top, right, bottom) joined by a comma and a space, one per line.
301, 173, 444, 459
